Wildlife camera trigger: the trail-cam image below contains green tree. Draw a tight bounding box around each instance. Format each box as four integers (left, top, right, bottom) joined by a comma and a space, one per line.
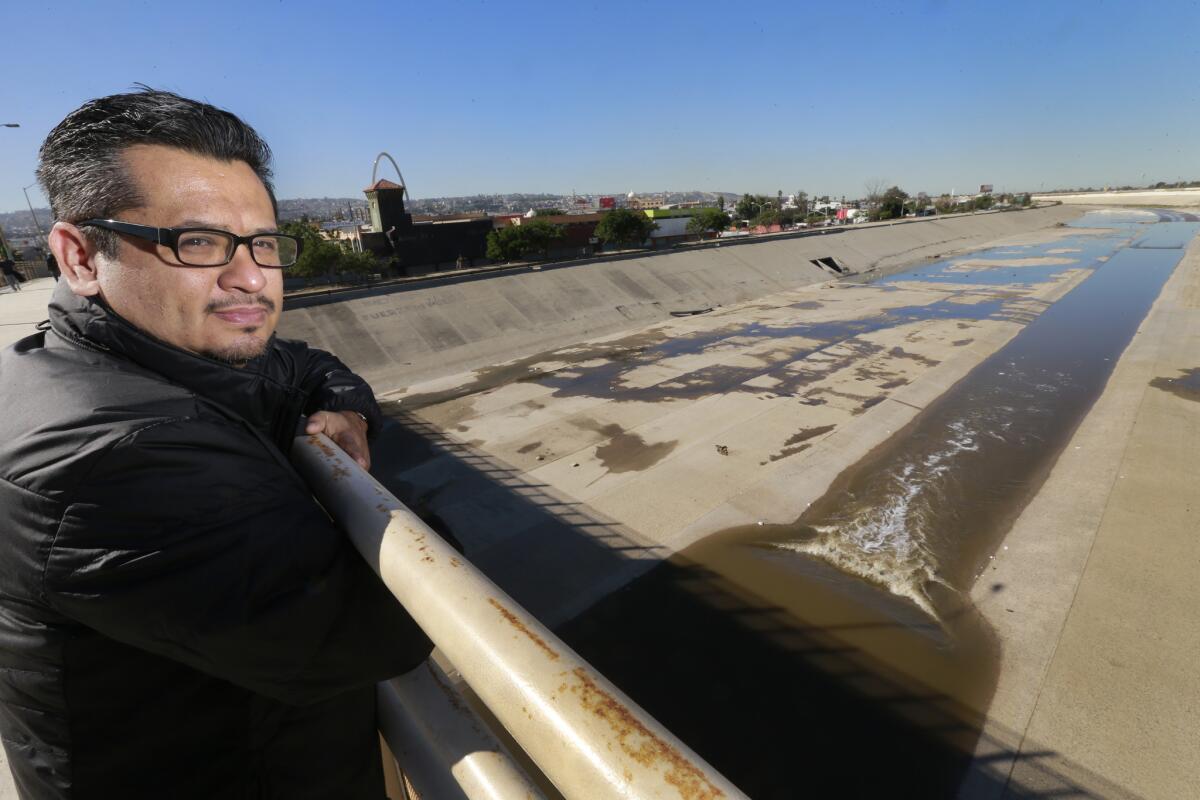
534, 208, 565, 216
687, 208, 731, 236
873, 186, 909, 221
751, 208, 781, 228
717, 194, 726, 211
340, 249, 379, 275
485, 219, 565, 261
973, 194, 995, 211
734, 193, 772, 220
594, 208, 657, 247
486, 226, 522, 261
794, 191, 809, 214
280, 221, 343, 278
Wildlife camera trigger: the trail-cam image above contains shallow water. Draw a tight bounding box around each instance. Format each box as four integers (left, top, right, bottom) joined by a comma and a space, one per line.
755, 210, 1197, 617
556, 210, 1198, 797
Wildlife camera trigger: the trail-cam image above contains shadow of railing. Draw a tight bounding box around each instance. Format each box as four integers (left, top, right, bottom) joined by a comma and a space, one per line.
372, 406, 664, 627
369, 406, 1150, 800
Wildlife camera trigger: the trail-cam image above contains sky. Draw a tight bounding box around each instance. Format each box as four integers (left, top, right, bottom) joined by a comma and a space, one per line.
2, 0, 1199, 214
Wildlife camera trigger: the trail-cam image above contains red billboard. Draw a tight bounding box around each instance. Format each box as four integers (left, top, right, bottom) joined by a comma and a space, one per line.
599, 196, 616, 209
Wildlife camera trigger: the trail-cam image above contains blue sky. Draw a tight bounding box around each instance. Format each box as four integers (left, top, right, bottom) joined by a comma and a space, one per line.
3, 0, 1198, 214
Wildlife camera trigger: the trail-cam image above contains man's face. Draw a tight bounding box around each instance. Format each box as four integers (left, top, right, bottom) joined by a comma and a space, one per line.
95, 144, 283, 365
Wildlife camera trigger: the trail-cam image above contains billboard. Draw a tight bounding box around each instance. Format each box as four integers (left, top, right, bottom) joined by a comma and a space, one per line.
979, 184, 993, 194
599, 196, 616, 209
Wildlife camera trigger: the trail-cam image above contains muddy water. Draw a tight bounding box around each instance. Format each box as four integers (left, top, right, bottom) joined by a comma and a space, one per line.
557, 210, 1199, 797
758, 212, 1197, 615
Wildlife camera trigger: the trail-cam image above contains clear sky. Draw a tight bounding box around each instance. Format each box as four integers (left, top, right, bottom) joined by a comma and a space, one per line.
3, 0, 1198, 214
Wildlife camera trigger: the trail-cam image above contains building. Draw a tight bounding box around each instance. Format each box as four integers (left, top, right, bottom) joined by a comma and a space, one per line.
360, 179, 493, 272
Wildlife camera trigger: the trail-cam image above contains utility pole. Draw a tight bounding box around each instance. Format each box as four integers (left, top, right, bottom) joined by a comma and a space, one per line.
23, 183, 45, 236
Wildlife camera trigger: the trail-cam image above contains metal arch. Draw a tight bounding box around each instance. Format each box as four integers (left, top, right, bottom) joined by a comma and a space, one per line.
371, 152, 410, 202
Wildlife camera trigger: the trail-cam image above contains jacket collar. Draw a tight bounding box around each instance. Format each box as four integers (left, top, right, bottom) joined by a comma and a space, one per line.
47, 281, 302, 440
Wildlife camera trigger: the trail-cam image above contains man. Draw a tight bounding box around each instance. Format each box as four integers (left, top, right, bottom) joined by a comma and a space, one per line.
0, 89, 432, 798
44, 250, 60, 281
1, 256, 21, 292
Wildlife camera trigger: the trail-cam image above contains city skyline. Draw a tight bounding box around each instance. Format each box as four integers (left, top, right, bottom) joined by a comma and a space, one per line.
3, 0, 1198, 216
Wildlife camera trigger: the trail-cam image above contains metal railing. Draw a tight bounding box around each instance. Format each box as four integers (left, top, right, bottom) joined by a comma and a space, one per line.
292, 434, 747, 800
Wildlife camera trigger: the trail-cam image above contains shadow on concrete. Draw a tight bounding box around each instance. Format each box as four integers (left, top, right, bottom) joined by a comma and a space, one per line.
369, 406, 1145, 800
371, 406, 664, 627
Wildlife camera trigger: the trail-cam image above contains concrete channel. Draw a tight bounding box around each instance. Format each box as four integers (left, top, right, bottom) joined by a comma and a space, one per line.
276, 205, 1198, 799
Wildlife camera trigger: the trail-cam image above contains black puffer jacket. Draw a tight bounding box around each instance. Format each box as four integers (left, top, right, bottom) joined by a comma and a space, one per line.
0, 283, 432, 799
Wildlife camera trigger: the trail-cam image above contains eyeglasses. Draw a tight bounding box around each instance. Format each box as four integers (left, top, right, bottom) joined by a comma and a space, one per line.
77, 219, 302, 268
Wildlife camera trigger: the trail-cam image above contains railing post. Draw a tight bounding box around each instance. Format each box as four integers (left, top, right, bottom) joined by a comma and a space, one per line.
379, 659, 547, 800
293, 434, 747, 800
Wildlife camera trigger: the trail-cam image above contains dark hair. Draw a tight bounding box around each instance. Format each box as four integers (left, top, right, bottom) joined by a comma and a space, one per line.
36, 86, 276, 257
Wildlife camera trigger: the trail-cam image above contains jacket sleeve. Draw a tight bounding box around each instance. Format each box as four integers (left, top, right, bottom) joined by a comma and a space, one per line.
298, 347, 384, 439
42, 416, 432, 706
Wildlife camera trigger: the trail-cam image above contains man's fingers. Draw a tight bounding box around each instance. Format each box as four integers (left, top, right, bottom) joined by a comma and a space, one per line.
333, 431, 371, 470
305, 411, 370, 469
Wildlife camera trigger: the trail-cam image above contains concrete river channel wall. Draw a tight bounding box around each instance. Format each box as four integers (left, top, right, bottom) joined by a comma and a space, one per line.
279, 206, 1081, 394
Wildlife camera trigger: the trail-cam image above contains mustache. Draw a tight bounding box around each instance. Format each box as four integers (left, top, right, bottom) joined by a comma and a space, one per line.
206, 295, 277, 314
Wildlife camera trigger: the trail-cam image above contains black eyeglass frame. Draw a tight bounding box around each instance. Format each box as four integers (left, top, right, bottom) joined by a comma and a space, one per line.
77, 219, 303, 268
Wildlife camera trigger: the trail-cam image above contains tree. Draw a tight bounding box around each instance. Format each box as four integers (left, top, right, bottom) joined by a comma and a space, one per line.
486, 218, 565, 261
486, 226, 523, 261
594, 208, 656, 247
734, 193, 772, 220
864, 178, 887, 215
873, 186, 909, 221
752, 209, 781, 228
794, 191, 809, 214
340, 249, 379, 275
534, 208, 565, 216
717, 194, 726, 211
279, 221, 379, 279
280, 221, 343, 278
973, 194, 995, 211
779, 208, 805, 226
687, 208, 731, 236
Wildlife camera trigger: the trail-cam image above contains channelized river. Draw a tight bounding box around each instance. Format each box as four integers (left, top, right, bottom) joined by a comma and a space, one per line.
558, 209, 1199, 798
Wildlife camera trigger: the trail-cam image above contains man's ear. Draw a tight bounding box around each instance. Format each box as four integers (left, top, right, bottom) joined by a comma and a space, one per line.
49, 221, 101, 297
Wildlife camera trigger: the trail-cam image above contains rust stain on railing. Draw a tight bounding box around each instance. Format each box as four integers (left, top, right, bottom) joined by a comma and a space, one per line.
488, 597, 560, 662
568, 668, 726, 800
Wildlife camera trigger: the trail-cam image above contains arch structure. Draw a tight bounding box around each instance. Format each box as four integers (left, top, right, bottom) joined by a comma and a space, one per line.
371, 152, 411, 202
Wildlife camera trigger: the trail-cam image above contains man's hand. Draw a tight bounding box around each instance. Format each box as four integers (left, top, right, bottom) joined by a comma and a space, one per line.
305, 410, 371, 470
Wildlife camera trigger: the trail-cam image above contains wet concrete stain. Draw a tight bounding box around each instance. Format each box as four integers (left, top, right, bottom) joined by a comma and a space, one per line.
888, 346, 941, 367
952, 339, 974, 347
516, 441, 542, 454
761, 424, 837, 464
396, 286, 1054, 414
579, 421, 679, 473
857, 395, 887, 413
1150, 367, 1200, 402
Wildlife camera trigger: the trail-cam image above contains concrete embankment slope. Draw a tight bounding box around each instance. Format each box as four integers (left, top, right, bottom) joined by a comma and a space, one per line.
279, 206, 1081, 394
